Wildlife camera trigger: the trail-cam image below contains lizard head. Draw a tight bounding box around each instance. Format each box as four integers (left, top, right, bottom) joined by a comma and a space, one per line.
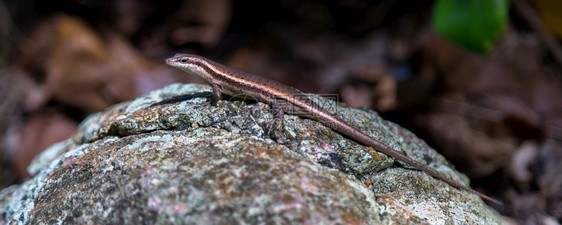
165, 54, 215, 84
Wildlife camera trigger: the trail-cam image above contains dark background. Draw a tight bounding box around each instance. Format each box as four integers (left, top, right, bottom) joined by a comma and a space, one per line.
1, 0, 562, 223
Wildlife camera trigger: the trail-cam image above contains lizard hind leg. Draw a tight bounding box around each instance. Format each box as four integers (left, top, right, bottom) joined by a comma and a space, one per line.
265, 102, 288, 141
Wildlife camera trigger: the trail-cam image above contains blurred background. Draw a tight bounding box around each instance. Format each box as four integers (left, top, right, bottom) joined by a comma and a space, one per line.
1, 0, 561, 223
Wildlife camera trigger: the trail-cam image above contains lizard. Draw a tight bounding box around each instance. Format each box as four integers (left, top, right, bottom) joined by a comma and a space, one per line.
165, 53, 501, 205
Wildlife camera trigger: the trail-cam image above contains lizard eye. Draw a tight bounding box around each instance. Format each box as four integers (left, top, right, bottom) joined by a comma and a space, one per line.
180, 59, 188, 63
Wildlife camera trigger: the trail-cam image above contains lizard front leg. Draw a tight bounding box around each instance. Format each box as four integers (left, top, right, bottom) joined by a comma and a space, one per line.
210, 83, 222, 106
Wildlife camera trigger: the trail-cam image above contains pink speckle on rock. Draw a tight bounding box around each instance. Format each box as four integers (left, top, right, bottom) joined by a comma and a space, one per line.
168, 186, 178, 193
301, 177, 318, 193
170, 203, 187, 214
147, 196, 162, 211
141, 167, 155, 175
270, 201, 303, 213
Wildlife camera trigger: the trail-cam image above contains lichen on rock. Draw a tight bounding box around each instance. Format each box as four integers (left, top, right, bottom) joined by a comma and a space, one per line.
0, 83, 503, 224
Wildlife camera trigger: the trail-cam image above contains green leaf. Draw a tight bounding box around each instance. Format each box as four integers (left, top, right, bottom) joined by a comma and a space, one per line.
432, 0, 509, 53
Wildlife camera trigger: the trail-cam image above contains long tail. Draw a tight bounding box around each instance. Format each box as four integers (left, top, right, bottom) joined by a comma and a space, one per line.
313, 111, 502, 206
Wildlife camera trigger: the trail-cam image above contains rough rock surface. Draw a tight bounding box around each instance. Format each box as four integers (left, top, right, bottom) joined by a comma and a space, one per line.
0, 83, 503, 224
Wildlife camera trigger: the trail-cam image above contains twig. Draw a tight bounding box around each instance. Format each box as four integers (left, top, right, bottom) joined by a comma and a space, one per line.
512, 0, 562, 68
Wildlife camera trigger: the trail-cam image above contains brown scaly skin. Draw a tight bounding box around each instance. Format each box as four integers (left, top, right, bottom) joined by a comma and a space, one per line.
166, 53, 502, 205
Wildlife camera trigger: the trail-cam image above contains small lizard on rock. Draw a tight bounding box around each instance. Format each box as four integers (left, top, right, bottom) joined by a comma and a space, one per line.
166, 53, 501, 205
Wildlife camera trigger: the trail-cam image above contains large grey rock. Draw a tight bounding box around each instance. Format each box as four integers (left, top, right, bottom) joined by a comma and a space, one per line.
0, 83, 503, 224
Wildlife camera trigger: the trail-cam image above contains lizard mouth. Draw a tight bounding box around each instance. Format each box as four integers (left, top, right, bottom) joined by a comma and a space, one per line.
166, 54, 190, 66
165, 57, 177, 65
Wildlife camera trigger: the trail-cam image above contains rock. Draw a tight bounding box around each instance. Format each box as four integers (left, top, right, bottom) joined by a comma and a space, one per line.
0, 83, 503, 224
